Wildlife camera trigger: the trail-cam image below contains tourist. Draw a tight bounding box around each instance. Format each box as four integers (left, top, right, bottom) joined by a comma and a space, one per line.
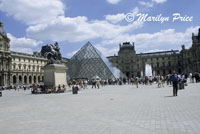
96, 79, 100, 89
80, 80, 84, 89
58, 84, 61, 90
92, 79, 96, 88
166, 74, 171, 85
68, 81, 72, 88
62, 84, 66, 90
189, 73, 192, 83
105, 79, 108, 85
192, 73, 195, 83
23, 85, 26, 91
101, 80, 105, 87
161, 76, 164, 87
118, 78, 122, 85
135, 77, 139, 88
149, 76, 153, 85
171, 71, 179, 96
84, 80, 88, 89
194, 72, 200, 83
157, 75, 161, 88
123, 78, 126, 85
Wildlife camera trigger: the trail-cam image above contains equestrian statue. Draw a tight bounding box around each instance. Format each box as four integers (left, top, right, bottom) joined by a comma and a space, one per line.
41, 42, 62, 64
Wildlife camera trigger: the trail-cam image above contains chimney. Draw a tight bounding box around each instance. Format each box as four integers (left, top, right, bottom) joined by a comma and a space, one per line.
199, 28, 200, 34
0, 22, 3, 27
181, 45, 185, 50
132, 42, 135, 50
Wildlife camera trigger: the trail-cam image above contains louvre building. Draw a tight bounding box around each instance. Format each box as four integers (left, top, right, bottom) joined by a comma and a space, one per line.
0, 22, 68, 86
1, 20, 200, 86
107, 28, 200, 78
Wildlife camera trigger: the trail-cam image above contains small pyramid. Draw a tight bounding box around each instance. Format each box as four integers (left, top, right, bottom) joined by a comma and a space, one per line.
68, 42, 122, 80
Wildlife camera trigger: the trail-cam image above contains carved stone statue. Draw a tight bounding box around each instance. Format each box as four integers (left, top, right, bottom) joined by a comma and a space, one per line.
41, 42, 62, 64
198, 28, 200, 41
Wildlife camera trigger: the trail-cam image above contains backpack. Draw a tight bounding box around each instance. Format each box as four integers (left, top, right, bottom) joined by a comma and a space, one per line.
173, 74, 178, 82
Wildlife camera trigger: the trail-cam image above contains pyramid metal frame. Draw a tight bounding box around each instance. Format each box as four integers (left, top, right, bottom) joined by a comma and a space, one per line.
67, 42, 122, 80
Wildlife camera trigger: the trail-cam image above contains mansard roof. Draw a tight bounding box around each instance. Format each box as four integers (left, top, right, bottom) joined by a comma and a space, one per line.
120, 42, 135, 51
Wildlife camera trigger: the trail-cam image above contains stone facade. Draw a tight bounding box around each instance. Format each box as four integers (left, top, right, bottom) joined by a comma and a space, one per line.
180, 29, 200, 74
0, 22, 12, 86
107, 28, 200, 78
0, 22, 68, 86
10, 51, 48, 86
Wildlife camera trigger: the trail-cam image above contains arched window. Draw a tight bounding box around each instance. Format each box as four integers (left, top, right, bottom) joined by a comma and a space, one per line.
38, 76, 40, 82
34, 76, 36, 83
29, 76, 32, 84
24, 76, 27, 84
13, 76, 17, 84
19, 76, 22, 84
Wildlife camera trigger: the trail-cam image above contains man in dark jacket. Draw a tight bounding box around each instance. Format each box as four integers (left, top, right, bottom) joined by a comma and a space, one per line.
171, 71, 179, 96
0, 87, 2, 97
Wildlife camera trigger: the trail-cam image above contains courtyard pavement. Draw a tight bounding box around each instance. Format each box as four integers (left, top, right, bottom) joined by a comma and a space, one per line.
0, 82, 200, 134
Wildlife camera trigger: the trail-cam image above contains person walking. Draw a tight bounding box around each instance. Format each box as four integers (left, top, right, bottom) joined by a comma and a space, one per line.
135, 77, 139, 88
157, 75, 161, 88
84, 80, 88, 89
96, 79, 100, 89
161, 75, 164, 88
171, 71, 179, 96
92, 79, 96, 89
80, 80, 84, 89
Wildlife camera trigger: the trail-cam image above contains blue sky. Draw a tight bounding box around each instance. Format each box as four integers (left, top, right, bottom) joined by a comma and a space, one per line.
0, 0, 199, 58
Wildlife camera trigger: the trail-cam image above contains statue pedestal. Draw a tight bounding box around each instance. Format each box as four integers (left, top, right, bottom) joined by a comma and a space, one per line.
44, 64, 67, 87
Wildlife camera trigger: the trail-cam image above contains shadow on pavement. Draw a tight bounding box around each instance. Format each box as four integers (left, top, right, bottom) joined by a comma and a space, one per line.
164, 95, 175, 97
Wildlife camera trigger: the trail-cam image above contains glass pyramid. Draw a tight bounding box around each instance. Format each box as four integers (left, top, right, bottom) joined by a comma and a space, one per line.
67, 42, 123, 80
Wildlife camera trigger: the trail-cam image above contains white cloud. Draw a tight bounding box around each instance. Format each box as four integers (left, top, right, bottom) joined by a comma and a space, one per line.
94, 26, 199, 56
11, 48, 35, 54
131, 7, 140, 15
153, 0, 167, 4
144, 49, 166, 53
105, 13, 125, 24
66, 50, 78, 57
95, 45, 119, 57
26, 16, 143, 42
0, 0, 65, 25
138, 0, 167, 8
7, 33, 43, 54
105, 7, 140, 24
106, 0, 121, 4
138, 1, 154, 8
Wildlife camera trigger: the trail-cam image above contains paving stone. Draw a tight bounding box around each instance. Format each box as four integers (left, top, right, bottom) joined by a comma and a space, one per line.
0, 83, 200, 134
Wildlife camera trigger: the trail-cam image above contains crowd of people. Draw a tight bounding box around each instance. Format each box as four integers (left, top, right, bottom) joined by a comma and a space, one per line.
67, 72, 200, 95
0, 83, 67, 94
0, 72, 199, 96
31, 84, 67, 94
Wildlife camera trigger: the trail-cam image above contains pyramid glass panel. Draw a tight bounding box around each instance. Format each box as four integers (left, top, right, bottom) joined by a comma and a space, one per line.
67, 42, 123, 80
